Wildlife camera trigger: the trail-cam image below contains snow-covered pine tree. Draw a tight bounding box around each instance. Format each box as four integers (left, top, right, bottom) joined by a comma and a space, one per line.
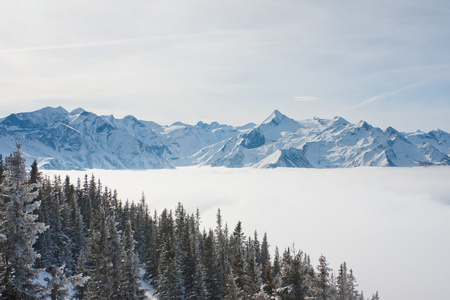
272, 246, 281, 279
44, 264, 71, 300
122, 219, 146, 299
337, 262, 351, 300
174, 203, 196, 297
275, 249, 308, 300
144, 210, 159, 281
37, 176, 73, 271
202, 229, 222, 299
214, 208, 228, 298
260, 232, 270, 276
245, 236, 262, 297
224, 267, 244, 300
313, 254, 334, 300
83, 194, 129, 299
62, 176, 86, 271
155, 209, 184, 300
0, 154, 4, 183
0, 144, 48, 299
229, 221, 249, 294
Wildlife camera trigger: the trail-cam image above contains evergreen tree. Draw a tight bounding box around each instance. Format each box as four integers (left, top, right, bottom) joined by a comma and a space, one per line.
371, 291, 380, 300
337, 262, 351, 300
260, 233, 270, 275
245, 237, 262, 297
276, 249, 308, 300
214, 208, 228, 297
155, 209, 184, 300
190, 261, 209, 299
29, 160, 41, 184
202, 229, 222, 299
44, 265, 71, 300
62, 176, 86, 270
224, 268, 244, 300
313, 254, 333, 300
0, 154, 4, 183
0, 145, 48, 299
84, 198, 128, 299
272, 246, 281, 279
122, 219, 146, 299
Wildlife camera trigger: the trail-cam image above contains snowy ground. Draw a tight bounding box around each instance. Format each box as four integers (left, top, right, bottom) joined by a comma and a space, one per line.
44, 166, 450, 300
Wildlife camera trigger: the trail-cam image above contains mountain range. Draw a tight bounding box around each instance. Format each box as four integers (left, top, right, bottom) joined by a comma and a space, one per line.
0, 106, 449, 170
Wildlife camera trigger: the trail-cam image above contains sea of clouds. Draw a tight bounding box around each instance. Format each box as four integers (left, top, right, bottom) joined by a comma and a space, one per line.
44, 166, 450, 300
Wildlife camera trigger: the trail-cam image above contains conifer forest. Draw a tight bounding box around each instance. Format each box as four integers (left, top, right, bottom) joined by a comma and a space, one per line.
0, 146, 379, 299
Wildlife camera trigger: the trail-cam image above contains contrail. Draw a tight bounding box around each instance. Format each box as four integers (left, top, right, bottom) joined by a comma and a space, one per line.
338, 76, 443, 113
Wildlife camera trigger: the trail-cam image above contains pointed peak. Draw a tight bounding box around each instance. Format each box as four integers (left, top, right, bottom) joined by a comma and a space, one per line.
385, 126, 399, 136
357, 120, 373, 130
262, 110, 290, 125
332, 116, 349, 126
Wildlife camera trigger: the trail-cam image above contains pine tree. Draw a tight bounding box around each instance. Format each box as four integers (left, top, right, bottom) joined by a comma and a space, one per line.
260, 233, 270, 275
224, 268, 244, 300
272, 246, 281, 279
44, 265, 71, 300
29, 160, 41, 184
122, 219, 146, 299
371, 291, 380, 300
62, 176, 86, 270
0, 154, 4, 183
245, 237, 262, 297
214, 208, 228, 298
155, 209, 184, 300
313, 254, 333, 300
202, 229, 222, 299
84, 197, 128, 299
276, 249, 308, 300
337, 262, 350, 300
0, 145, 48, 299
190, 261, 209, 299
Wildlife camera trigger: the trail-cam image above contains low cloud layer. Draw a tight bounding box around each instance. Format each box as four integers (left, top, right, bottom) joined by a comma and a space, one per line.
45, 166, 450, 300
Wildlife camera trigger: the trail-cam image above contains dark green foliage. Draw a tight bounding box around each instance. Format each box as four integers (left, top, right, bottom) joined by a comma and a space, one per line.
29, 160, 41, 184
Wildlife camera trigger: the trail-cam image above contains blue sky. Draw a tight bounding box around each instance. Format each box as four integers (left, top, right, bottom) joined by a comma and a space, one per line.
1, 0, 449, 131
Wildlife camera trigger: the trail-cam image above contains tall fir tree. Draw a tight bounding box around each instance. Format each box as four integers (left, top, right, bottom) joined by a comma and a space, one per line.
122, 219, 146, 299
0, 144, 48, 299
313, 254, 334, 300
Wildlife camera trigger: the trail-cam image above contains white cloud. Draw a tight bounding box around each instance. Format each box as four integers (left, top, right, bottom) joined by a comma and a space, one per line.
293, 96, 318, 102
45, 166, 450, 300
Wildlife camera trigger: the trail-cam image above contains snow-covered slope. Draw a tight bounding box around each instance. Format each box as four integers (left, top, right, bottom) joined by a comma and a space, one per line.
0, 107, 448, 170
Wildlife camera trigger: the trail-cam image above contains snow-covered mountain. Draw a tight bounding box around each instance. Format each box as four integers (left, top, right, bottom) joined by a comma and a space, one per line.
0, 107, 449, 170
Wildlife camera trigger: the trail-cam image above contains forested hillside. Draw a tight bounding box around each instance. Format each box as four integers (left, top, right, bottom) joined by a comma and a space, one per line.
0, 146, 379, 299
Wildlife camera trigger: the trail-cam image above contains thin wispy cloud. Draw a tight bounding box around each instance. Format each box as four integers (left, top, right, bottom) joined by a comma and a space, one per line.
338, 78, 434, 113
293, 96, 318, 102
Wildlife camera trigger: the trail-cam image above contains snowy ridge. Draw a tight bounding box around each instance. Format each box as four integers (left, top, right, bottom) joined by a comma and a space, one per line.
0, 106, 449, 170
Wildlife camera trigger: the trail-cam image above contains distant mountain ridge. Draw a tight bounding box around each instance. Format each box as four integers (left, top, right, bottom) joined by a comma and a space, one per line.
0, 106, 449, 170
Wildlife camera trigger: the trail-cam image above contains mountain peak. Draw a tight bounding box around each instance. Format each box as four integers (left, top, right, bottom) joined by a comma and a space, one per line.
70, 107, 86, 115
262, 110, 290, 126
36, 106, 68, 115
332, 116, 349, 126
